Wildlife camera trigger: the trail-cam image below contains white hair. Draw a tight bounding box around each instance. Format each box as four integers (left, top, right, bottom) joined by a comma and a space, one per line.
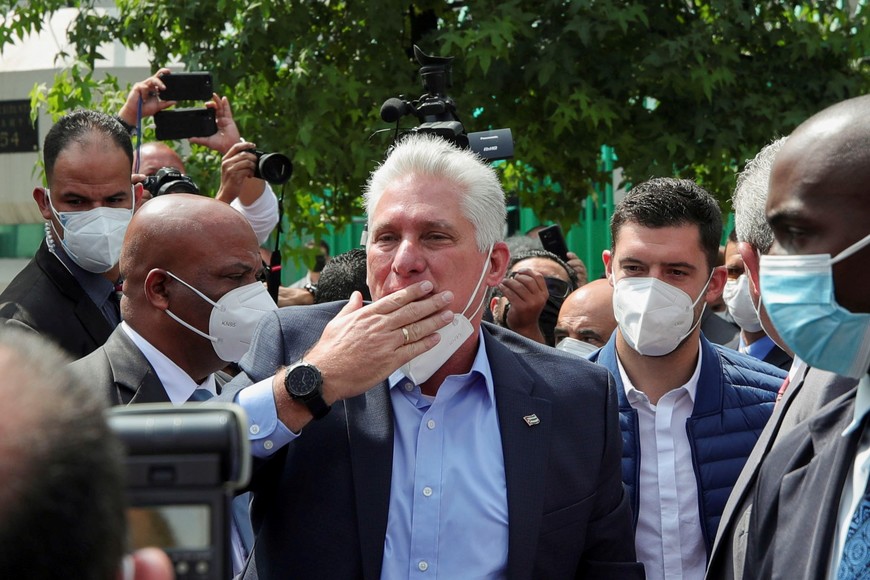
733, 136, 788, 254
363, 133, 506, 251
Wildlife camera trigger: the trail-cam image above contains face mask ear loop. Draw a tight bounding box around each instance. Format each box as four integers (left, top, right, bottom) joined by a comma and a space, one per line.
461, 244, 495, 319
681, 269, 715, 340
830, 231, 870, 265
164, 270, 221, 309
165, 309, 218, 343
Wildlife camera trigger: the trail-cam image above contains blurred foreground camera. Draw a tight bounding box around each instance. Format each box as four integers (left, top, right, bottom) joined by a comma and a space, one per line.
142, 167, 201, 197
250, 150, 293, 184
379, 45, 513, 161
107, 403, 251, 580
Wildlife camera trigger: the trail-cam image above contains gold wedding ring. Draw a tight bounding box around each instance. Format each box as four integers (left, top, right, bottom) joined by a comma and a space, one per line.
401, 326, 410, 345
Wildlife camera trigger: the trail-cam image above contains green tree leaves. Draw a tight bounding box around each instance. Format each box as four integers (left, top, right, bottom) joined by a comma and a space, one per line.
5, 0, 869, 234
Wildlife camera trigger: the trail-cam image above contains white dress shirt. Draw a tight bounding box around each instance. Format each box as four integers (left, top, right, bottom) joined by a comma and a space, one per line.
617, 349, 706, 580
121, 321, 216, 403
828, 373, 870, 578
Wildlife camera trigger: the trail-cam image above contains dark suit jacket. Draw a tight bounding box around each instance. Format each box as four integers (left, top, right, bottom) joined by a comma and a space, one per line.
69, 326, 172, 405
223, 302, 644, 580
762, 344, 793, 371
701, 309, 740, 350
705, 364, 857, 579
0, 240, 113, 359
742, 382, 866, 579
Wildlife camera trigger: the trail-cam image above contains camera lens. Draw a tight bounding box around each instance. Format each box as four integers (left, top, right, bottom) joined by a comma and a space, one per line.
254, 152, 293, 184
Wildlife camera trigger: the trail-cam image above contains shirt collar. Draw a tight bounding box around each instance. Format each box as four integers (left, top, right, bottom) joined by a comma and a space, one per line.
617, 342, 703, 406
842, 373, 870, 436
388, 332, 496, 405
121, 321, 216, 404
740, 334, 776, 360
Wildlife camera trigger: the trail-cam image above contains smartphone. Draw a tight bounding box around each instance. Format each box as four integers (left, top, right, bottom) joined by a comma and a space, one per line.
154, 108, 218, 140
538, 224, 570, 261
158, 72, 213, 102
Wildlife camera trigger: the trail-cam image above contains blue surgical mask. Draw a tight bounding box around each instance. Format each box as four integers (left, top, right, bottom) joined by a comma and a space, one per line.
760, 232, 870, 379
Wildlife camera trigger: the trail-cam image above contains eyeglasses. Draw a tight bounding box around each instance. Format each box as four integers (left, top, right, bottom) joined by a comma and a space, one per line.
544, 277, 570, 298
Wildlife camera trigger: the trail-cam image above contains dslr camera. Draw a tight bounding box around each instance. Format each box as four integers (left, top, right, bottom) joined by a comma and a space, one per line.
107, 403, 251, 580
248, 149, 293, 184
142, 167, 201, 197
379, 45, 513, 161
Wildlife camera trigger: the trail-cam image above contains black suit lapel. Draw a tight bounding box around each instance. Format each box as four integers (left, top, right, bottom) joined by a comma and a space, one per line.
36, 241, 114, 346
346, 383, 394, 580
484, 331, 553, 580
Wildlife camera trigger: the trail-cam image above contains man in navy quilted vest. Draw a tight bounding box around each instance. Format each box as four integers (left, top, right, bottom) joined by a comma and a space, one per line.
587, 177, 785, 580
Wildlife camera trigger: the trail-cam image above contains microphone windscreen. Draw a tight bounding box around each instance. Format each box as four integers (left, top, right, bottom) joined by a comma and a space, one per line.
380, 98, 407, 123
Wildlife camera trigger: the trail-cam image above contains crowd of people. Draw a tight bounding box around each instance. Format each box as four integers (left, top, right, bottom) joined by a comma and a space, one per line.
0, 68, 868, 580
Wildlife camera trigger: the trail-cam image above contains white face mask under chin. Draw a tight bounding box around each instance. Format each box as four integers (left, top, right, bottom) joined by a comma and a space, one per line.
399, 245, 493, 386
612, 273, 711, 357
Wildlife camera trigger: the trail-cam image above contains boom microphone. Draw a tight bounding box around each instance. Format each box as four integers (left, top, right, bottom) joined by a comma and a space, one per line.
380, 98, 413, 123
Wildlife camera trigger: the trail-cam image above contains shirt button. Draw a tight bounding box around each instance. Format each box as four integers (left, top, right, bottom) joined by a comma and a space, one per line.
404, 382, 414, 392
250, 424, 260, 435
427, 419, 436, 430
263, 440, 273, 450
418, 561, 429, 572
422, 486, 433, 497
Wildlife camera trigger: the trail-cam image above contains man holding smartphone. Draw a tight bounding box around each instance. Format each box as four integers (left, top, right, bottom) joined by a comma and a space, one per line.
119, 68, 279, 246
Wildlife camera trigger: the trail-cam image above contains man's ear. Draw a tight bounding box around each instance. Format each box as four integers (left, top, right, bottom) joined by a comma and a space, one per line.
484, 241, 510, 287
602, 250, 614, 285
132, 182, 145, 209
738, 242, 762, 300
705, 265, 728, 303
144, 269, 172, 310
33, 187, 52, 221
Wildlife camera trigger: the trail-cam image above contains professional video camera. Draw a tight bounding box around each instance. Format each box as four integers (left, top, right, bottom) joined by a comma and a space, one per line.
107, 403, 251, 580
142, 167, 201, 197
379, 45, 513, 161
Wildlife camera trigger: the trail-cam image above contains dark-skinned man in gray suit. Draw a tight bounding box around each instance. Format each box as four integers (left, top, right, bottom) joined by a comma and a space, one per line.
741, 95, 870, 579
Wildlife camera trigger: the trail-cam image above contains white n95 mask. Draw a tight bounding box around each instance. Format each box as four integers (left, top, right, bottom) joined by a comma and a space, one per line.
163, 271, 278, 362
46, 188, 134, 273
612, 274, 710, 357
556, 337, 600, 358
722, 274, 762, 333
400, 245, 493, 385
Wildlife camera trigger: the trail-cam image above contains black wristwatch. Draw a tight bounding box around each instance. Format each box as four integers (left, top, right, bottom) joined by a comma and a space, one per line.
283, 361, 331, 420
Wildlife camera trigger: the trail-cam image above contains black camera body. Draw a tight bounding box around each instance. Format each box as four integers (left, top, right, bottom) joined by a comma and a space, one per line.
107, 403, 251, 580
248, 149, 293, 184
379, 45, 514, 161
142, 167, 201, 197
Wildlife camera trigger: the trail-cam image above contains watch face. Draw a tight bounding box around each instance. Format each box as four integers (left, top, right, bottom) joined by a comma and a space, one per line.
288, 365, 320, 397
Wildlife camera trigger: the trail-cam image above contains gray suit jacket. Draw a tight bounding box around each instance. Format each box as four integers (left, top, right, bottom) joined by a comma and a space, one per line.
223, 302, 644, 580
743, 383, 865, 579
705, 362, 857, 579
69, 326, 171, 404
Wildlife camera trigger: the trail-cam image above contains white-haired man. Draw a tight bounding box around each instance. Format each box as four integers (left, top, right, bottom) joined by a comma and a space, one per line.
222, 134, 643, 578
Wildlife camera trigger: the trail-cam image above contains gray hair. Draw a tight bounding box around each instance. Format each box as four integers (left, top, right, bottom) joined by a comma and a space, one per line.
733, 137, 788, 254
363, 133, 506, 251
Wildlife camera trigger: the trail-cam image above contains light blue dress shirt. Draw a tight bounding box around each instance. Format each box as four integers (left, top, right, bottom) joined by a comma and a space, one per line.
382, 335, 508, 578
240, 335, 509, 578
739, 334, 776, 362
